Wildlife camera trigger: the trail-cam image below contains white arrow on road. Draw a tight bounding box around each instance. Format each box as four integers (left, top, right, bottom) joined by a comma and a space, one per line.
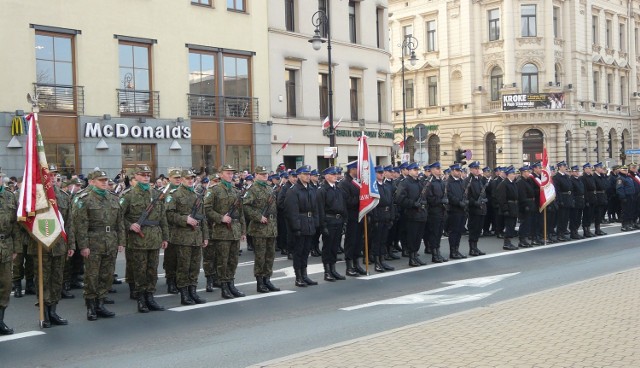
341, 272, 519, 311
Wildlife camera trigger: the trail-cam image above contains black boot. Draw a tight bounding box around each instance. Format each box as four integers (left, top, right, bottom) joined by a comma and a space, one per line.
431, 248, 448, 263
41, 305, 51, 328
206, 276, 215, 292
386, 247, 401, 260
570, 231, 582, 239
380, 256, 395, 271
69, 276, 84, 289
374, 257, 385, 273
189, 285, 207, 304
25, 279, 36, 295
102, 296, 115, 304
263, 277, 281, 291
220, 282, 234, 299
49, 303, 68, 325
13, 280, 23, 298
345, 260, 358, 277
310, 245, 321, 257
61, 282, 74, 299
112, 274, 122, 285
518, 237, 532, 248
324, 264, 336, 281
302, 268, 318, 286
137, 294, 150, 313
469, 241, 486, 256
583, 227, 594, 238
354, 259, 367, 275
413, 252, 427, 265
450, 246, 466, 259
330, 264, 346, 280
408, 252, 420, 267
145, 292, 165, 311
228, 280, 246, 297
595, 225, 607, 236
179, 287, 195, 305
96, 298, 115, 318
257, 276, 270, 292
294, 269, 307, 287
166, 278, 179, 294
85, 299, 97, 321
0, 307, 14, 335
503, 238, 518, 250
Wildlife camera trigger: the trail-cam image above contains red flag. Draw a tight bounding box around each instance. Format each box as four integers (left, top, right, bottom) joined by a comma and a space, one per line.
276, 137, 291, 154
533, 147, 556, 212
356, 133, 379, 222
17, 113, 67, 246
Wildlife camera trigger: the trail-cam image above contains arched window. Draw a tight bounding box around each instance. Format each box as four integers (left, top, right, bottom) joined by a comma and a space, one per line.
522, 129, 544, 164
490, 67, 503, 101
427, 134, 440, 163
522, 63, 538, 93
596, 128, 604, 162
485, 132, 497, 169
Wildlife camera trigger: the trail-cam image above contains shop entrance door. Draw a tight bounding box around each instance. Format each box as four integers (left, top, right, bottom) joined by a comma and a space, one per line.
122, 144, 156, 177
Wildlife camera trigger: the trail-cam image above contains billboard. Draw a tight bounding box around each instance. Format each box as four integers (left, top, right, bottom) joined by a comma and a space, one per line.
502, 93, 565, 110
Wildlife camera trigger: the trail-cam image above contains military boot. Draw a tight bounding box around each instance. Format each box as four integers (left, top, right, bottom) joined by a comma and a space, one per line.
301, 268, 318, 286
257, 276, 270, 292
0, 307, 14, 335
310, 244, 321, 257
345, 260, 358, 277
85, 299, 97, 321
450, 246, 467, 259
128, 283, 137, 300
374, 257, 385, 273
468, 242, 482, 256
595, 225, 607, 236
49, 303, 68, 325
137, 294, 150, 313
96, 298, 115, 318
69, 275, 84, 289
294, 269, 307, 287
263, 277, 281, 291
354, 259, 367, 275
380, 256, 395, 271
41, 305, 51, 328
166, 278, 179, 294
179, 287, 195, 305
431, 248, 448, 263
330, 264, 346, 280
583, 227, 594, 238
323, 264, 336, 281
61, 282, 74, 299
188, 285, 207, 304
145, 292, 165, 311
503, 238, 518, 250
408, 253, 420, 267
25, 279, 36, 295
12, 280, 23, 298
413, 252, 427, 265
228, 280, 246, 297
570, 231, 582, 239
385, 246, 401, 260
206, 276, 215, 292
518, 237, 532, 248
220, 282, 234, 299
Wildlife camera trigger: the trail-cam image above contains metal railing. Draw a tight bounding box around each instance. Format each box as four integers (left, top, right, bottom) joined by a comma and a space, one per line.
33, 83, 84, 114
188, 94, 258, 121
117, 89, 159, 116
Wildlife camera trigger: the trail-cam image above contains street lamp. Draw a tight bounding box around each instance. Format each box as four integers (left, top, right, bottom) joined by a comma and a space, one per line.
309, 5, 336, 164
400, 35, 418, 153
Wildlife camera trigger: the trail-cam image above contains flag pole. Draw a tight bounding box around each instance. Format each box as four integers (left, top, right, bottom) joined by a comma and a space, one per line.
363, 214, 369, 275
543, 208, 547, 246
37, 242, 45, 327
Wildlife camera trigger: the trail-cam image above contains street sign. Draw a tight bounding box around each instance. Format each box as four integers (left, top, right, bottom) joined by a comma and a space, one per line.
624, 149, 640, 155
413, 123, 427, 143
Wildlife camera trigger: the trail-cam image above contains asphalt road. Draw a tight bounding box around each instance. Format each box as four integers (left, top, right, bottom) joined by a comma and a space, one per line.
1, 223, 638, 368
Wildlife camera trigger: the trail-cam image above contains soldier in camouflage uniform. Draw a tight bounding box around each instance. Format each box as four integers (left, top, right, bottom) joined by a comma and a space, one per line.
165, 169, 209, 305
204, 164, 247, 299
26, 164, 74, 327
12, 178, 35, 298
60, 178, 83, 299
0, 169, 19, 335
120, 165, 169, 313
203, 173, 220, 292
73, 170, 125, 321
243, 166, 280, 293
163, 168, 183, 294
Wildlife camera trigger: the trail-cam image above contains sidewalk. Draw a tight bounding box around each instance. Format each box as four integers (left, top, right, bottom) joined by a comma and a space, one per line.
251, 267, 640, 368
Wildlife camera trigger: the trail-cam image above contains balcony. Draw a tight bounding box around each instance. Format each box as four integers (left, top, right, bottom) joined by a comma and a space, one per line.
117, 89, 159, 117
188, 94, 258, 121
33, 83, 84, 114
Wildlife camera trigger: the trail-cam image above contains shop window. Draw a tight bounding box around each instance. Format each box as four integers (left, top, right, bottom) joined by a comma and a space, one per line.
45, 143, 76, 177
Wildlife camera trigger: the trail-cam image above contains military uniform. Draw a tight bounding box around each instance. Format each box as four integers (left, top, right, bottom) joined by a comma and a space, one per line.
121, 165, 170, 312
395, 163, 428, 267
569, 166, 586, 239
516, 167, 537, 247
73, 170, 125, 321
161, 169, 182, 295
553, 163, 573, 241
243, 166, 280, 293
446, 165, 467, 259
11, 188, 35, 297
316, 166, 347, 281
338, 163, 366, 275
0, 178, 20, 335
202, 174, 220, 292
369, 166, 395, 272
165, 170, 208, 305
615, 167, 636, 231
593, 163, 609, 235
425, 163, 448, 263
204, 164, 246, 299
496, 169, 519, 250
580, 164, 597, 237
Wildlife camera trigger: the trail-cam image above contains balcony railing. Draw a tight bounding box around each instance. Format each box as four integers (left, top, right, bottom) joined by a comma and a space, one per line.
117, 89, 159, 117
33, 83, 84, 114
188, 94, 258, 121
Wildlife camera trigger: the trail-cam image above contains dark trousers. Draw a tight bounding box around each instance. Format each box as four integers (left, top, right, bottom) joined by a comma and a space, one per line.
494, 209, 504, 235
448, 212, 466, 249
421, 220, 430, 251
621, 197, 635, 223
467, 214, 484, 243
321, 222, 343, 264
557, 207, 570, 234
276, 213, 288, 250
344, 214, 362, 261
594, 205, 604, 228
369, 221, 390, 257
292, 234, 312, 270
518, 213, 532, 238
569, 208, 583, 232
547, 209, 558, 235
504, 217, 517, 238
533, 211, 543, 238
163, 243, 177, 280
483, 205, 494, 233
582, 204, 594, 228
404, 220, 425, 253
427, 212, 444, 250
387, 218, 399, 247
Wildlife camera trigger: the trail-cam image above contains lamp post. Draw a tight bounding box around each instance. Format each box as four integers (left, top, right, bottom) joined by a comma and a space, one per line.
309, 4, 335, 164
400, 35, 418, 153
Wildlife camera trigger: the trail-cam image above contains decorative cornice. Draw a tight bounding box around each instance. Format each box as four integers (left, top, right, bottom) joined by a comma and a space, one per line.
517, 37, 543, 46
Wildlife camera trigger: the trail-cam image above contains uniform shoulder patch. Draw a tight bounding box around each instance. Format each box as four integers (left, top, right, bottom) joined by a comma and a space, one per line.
169, 188, 178, 194
205, 191, 212, 198
165, 196, 173, 203
616, 179, 623, 185
121, 187, 132, 195
119, 197, 126, 206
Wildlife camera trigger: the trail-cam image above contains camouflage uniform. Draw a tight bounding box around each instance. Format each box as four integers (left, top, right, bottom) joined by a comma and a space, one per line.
162, 169, 182, 293
204, 166, 246, 299
165, 172, 209, 304
243, 168, 279, 293
11, 190, 35, 297
120, 176, 169, 312
0, 184, 20, 335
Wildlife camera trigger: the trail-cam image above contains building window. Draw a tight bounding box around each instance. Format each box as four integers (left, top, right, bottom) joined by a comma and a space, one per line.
377, 81, 384, 123
188, 51, 216, 96
376, 7, 384, 48
119, 42, 152, 114
606, 19, 612, 48
593, 16, 599, 44
318, 0, 328, 37
608, 130, 614, 159
607, 74, 612, 103
426, 20, 437, 52
191, 0, 211, 6
35, 33, 74, 86
521, 63, 538, 93
348, 1, 357, 43
285, 0, 295, 32
285, 69, 296, 117
620, 76, 626, 105
223, 55, 249, 97
44, 143, 76, 177
226, 145, 251, 172
593, 71, 599, 101
488, 9, 500, 41
350, 77, 359, 121
319, 73, 329, 118
227, 0, 245, 12
521, 5, 537, 37
428, 76, 438, 106
192, 145, 217, 175
404, 79, 414, 109
490, 67, 503, 101
619, 23, 625, 51
402, 25, 413, 55
553, 7, 560, 38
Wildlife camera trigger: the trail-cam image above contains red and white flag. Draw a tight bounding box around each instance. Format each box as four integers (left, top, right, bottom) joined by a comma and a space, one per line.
356, 133, 379, 222
276, 136, 291, 154
533, 147, 556, 212
17, 113, 67, 247
321, 116, 330, 131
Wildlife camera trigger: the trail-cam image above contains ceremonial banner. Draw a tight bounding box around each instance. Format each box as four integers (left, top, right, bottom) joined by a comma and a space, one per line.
17, 113, 67, 247
356, 133, 379, 222
533, 147, 556, 211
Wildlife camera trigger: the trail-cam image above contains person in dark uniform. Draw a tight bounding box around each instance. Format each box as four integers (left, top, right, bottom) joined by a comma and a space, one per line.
309, 169, 322, 257
278, 171, 297, 259
395, 162, 428, 266
446, 164, 467, 259
384, 166, 401, 260
420, 165, 432, 255
628, 163, 640, 228
339, 161, 366, 276
490, 167, 505, 238
593, 162, 609, 235
496, 167, 519, 250
616, 166, 636, 231
284, 165, 319, 287
607, 166, 620, 223
316, 166, 347, 281
396, 162, 410, 257
369, 166, 395, 272
580, 163, 597, 238
276, 171, 289, 255
482, 166, 495, 237
516, 166, 536, 248
466, 161, 487, 256
545, 165, 559, 242
553, 162, 573, 241
425, 162, 448, 263
569, 165, 585, 239
529, 162, 544, 245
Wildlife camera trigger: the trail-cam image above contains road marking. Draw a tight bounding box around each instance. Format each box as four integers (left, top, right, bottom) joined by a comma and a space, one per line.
0, 331, 46, 343
358, 227, 637, 280
168, 290, 296, 312
342, 273, 518, 311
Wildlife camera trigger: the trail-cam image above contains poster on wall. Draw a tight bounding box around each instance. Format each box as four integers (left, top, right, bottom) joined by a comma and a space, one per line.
502, 93, 565, 110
